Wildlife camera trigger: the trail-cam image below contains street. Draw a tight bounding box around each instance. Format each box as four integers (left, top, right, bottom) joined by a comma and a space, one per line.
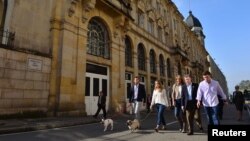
0, 104, 249, 141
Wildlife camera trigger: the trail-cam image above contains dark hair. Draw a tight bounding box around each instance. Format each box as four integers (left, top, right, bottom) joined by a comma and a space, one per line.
235, 85, 239, 89
183, 74, 191, 78
134, 76, 140, 80
203, 71, 211, 76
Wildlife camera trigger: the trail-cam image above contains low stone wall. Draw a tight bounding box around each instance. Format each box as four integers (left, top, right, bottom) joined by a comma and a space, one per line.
0, 48, 51, 115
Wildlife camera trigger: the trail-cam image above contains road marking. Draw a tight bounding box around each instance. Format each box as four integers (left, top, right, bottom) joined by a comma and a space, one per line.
166, 121, 178, 125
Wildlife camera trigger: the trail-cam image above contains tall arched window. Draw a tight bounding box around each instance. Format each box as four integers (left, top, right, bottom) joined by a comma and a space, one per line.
125, 36, 132, 67
150, 49, 156, 74
137, 43, 146, 71
159, 54, 165, 76
0, 0, 7, 29
178, 62, 182, 75
167, 58, 171, 77
87, 18, 110, 59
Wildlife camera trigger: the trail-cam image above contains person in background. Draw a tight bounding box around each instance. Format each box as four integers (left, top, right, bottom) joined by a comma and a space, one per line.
93, 90, 107, 119
150, 80, 170, 132
196, 71, 227, 125
146, 94, 152, 113
233, 85, 245, 121
217, 94, 224, 120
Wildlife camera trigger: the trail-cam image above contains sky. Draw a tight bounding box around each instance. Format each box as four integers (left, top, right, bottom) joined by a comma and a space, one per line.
172, 0, 250, 93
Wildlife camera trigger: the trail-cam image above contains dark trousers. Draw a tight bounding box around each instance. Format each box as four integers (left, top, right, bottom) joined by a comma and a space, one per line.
185, 101, 195, 133
194, 107, 203, 129
185, 101, 203, 133
94, 104, 106, 119
218, 102, 224, 120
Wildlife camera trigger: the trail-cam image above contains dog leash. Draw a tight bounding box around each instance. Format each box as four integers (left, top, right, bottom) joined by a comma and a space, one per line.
140, 110, 152, 122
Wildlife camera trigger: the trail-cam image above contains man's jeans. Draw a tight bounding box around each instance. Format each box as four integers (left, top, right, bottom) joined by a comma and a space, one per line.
204, 105, 220, 125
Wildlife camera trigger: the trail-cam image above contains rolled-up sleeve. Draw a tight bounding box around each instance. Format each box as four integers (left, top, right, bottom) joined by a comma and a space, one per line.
217, 82, 227, 100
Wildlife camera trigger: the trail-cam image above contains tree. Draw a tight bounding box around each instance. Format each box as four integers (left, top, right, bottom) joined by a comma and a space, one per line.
238, 80, 250, 90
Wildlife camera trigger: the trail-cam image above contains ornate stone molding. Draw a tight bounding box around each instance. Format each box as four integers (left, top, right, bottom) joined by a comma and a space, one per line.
68, 0, 80, 17
83, 0, 96, 12
137, 0, 145, 12
157, 18, 163, 28
148, 10, 155, 21
114, 16, 131, 39
82, 0, 96, 23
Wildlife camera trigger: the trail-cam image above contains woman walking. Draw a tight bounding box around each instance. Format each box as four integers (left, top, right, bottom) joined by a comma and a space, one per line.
150, 80, 170, 132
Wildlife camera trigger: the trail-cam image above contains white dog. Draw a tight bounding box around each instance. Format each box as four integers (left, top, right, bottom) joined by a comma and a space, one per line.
101, 118, 113, 132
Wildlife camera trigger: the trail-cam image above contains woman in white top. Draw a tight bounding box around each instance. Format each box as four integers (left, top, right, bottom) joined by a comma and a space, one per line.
150, 80, 170, 132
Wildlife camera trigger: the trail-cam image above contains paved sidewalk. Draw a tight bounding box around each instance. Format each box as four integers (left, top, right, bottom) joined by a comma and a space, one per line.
0, 116, 96, 134
0, 111, 139, 135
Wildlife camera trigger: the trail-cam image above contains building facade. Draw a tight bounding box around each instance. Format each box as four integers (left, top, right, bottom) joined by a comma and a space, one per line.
207, 55, 229, 96
0, 0, 224, 116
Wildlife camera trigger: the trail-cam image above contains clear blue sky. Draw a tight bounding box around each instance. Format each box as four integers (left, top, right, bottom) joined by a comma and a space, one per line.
172, 0, 250, 93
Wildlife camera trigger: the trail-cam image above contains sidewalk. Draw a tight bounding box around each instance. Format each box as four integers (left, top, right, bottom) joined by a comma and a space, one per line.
0, 116, 97, 135
0, 112, 136, 135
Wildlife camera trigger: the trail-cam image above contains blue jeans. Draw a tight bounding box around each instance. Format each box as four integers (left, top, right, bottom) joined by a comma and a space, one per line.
204, 106, 220, 125
156, 104, 166, 126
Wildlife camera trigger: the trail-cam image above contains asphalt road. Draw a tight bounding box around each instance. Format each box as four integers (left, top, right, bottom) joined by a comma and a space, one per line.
0, 104, 249, 141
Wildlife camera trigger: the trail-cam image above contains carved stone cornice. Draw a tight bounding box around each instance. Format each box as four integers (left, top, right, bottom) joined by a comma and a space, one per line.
68, 0, 80, 17
157, 18, 163, 28
82, 0, 96, 23
137, 0, 145, 12
148, 10, 155, 21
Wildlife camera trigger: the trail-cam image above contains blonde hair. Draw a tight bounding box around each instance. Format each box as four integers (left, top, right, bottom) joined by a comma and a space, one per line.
154, 80, 163, 92
175, 75, 183, 84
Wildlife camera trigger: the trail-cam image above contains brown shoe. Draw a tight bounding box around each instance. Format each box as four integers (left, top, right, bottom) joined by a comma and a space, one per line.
187, 132, 193, 135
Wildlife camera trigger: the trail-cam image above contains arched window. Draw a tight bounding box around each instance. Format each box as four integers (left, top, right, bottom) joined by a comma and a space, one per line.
125, 36, 132, 67
0, 0, 7, 29
167, 58, 171, 77
178, 62, 182, 75
150, 49, 156, 74
137, 43, 146, 71
87, 18, 110, 59
159, 54, 165, 76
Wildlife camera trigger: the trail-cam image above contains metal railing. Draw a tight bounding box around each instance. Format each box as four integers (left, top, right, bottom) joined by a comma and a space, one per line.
0, 29, 15, 48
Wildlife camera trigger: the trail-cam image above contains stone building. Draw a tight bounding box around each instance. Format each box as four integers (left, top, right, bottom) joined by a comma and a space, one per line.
0, 0, 221, 116
207, 55, 229, 96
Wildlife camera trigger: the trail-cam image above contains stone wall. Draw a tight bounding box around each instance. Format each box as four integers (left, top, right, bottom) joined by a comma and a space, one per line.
0, 48, 51, 115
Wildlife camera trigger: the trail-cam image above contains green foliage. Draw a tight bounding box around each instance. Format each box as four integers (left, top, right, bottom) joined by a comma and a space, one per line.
238, 80, 250, 90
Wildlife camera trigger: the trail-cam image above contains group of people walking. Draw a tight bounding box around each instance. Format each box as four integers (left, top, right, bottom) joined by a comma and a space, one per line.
129, 70, 228, 135
93, 70, 245, 135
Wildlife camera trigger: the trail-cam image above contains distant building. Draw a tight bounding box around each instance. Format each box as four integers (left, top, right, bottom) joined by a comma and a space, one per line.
0, 0, 225, 116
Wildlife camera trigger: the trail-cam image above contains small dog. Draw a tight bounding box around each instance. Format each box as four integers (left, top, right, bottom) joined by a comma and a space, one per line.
126, 119, 140, 132
100, 118, 113, 132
